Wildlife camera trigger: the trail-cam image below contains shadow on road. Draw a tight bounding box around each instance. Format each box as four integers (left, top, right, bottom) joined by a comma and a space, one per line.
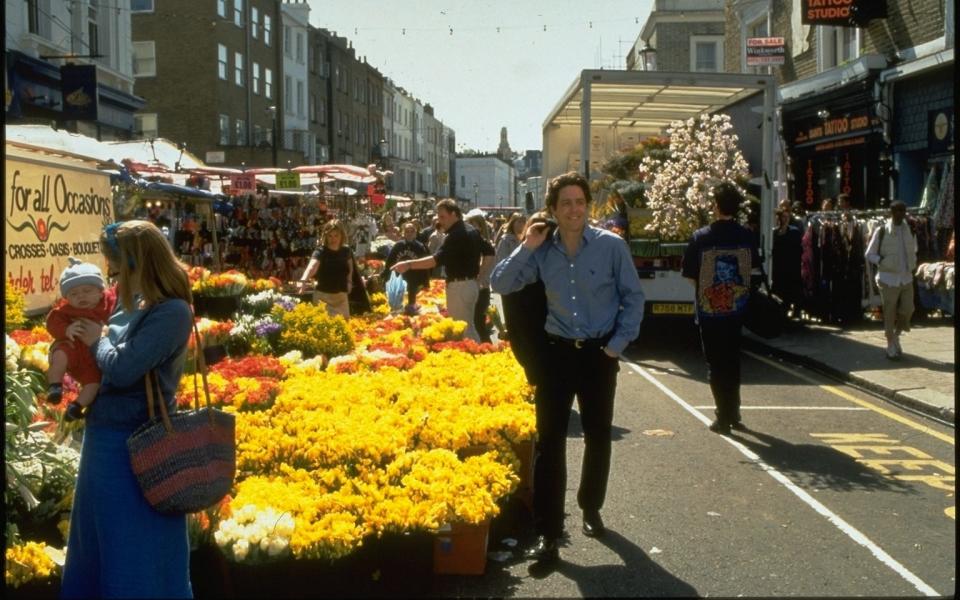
545, 529, 699, 597
731, 428, 918, 495
568, 409, 632, 441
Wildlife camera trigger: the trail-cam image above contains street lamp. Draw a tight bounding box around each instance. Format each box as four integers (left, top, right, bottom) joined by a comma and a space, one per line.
638, 43, 657, 71
266, 105, 278, 167
473, 182, 479, 205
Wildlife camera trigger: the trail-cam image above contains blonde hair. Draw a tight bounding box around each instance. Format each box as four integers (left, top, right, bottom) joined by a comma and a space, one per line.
466, 215, 491, 241
100, 220, 192, 311
321, 220, 348, 248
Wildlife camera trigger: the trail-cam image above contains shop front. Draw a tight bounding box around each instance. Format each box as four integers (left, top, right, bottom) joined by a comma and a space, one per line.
781, 81, 885, 210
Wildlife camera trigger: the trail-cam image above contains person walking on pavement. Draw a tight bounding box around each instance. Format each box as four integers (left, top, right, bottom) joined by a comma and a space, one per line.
865, 200, 917, 359
392, 199, 486, 342
682, 182, 760, 435
491, 171, 645, 565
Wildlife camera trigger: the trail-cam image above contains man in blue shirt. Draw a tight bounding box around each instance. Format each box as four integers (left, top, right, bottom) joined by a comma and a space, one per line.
492, 171, 645, 565
682, 182, 760, 435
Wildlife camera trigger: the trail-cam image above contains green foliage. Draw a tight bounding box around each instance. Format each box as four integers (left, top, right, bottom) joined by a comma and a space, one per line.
595, 137, 672, 208
276, 302, 355, 360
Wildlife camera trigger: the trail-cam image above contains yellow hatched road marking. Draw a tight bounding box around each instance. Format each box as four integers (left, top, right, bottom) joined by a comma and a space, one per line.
744, 350, 955, 446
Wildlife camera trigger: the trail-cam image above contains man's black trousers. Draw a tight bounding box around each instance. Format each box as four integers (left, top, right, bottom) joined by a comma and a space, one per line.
533, 339, 619, 539
698, 318, 743, 425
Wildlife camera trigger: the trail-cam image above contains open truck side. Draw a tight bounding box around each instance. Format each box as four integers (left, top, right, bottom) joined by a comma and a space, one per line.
542, 70, 777, 318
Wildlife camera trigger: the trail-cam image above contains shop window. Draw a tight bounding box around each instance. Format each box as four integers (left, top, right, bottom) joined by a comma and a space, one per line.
818, 26, 859, 71
691, 36, 723, 72
134, 113, 158, 139
219, 115, 230, 145
132, 41, 156, 77
218, 44, 228, 80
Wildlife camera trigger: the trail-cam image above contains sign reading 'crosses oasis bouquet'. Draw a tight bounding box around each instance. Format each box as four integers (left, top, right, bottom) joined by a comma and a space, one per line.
5, 150, 113, 313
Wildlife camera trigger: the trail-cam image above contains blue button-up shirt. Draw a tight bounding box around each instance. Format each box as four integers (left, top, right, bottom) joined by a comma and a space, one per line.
491, 225, 645, 355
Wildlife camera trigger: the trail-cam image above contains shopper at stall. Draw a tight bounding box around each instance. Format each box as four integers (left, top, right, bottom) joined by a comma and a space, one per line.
772, 208, 804, 317
60, 220, 194, 598
299, 219, 354, 318
495, 213, 526, 265
391, 199, 486, 342
682, 183, 760, 436
865, 201, 917, 359
465, 211, 497, 343
491, 171, 645, 565
383, 221, 430, 314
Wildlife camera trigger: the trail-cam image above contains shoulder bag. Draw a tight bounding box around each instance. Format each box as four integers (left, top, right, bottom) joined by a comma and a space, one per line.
127, 317, 236, 514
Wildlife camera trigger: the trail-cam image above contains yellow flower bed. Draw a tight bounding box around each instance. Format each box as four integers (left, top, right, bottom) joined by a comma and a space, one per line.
5, 542, 63, 588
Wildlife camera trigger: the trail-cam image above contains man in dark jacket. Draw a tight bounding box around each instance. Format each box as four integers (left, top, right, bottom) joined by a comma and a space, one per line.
383, 221, 429, 313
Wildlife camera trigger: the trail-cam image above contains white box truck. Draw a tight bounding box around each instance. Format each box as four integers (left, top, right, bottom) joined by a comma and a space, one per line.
542, 70, 777, 317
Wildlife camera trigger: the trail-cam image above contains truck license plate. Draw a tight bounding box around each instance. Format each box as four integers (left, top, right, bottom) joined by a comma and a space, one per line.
651, 303, 694, 315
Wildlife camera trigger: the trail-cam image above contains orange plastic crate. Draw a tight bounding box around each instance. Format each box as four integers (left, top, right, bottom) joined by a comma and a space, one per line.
433, 520, 490, 575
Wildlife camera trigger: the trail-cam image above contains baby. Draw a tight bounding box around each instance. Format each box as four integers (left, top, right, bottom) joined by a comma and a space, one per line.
45, 257, 117, 421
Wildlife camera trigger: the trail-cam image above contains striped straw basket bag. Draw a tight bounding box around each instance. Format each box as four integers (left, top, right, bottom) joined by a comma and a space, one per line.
127, 318, 235, 514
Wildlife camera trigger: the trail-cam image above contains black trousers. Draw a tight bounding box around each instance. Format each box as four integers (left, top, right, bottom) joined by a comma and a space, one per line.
533, 339, 619, 539
698, 318, 743, 425
473, 287, 492, 343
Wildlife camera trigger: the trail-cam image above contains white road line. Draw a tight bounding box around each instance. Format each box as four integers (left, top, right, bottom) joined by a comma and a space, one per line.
626, 360, 940, 597
691, 406, 869, 411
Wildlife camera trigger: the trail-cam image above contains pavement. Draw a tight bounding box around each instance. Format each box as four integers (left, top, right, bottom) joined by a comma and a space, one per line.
743, 316, 956, 423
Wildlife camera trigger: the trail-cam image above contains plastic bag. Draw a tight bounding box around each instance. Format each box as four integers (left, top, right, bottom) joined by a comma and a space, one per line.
386, 271, 407, 312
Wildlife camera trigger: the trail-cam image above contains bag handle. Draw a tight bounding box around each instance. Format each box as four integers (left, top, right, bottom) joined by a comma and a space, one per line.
143, 308, 215, 432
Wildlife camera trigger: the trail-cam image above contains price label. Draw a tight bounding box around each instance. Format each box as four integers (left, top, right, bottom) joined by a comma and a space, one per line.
229, 174, 256, 196
276, 171, 301, 190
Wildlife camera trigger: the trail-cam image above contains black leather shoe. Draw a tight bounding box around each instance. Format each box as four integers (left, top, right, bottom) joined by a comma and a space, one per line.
731, 420, 747, 432
523, 535, 559, 562
708, 420, 731, 435
582, 510, 605, 538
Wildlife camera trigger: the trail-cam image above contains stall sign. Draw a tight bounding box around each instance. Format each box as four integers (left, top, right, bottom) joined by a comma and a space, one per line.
60, 64, 98, 121
801, 0, 886, 27
367, 182, 386, 207
746, 38, 785, 66
275, 171, 301, 190
928, 109, 954, 154
228, 173, 256, 196
5, 155, 113, 313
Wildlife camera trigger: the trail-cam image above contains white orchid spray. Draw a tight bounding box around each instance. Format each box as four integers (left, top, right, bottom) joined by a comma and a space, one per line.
642, 113, 750, 241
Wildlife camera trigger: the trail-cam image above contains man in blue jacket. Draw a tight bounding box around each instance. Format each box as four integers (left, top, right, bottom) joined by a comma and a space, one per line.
492, 171, 645, 565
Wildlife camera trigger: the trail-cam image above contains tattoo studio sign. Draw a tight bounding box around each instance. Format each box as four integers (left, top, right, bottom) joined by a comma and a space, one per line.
5, 153, 113, 313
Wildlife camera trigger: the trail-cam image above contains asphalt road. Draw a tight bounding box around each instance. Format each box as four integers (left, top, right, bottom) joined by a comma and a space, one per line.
427, 319, 956, 598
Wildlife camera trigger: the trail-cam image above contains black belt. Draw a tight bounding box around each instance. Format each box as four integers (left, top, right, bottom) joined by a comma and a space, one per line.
547, 332, 613, 350
446, 276, 475, 283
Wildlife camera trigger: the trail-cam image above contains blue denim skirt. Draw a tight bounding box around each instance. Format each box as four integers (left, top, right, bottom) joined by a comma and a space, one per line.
61, 424, 192, 599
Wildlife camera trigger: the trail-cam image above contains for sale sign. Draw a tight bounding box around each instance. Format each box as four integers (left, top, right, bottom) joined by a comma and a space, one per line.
746, 37, 785, 66
275, 171, 301, 190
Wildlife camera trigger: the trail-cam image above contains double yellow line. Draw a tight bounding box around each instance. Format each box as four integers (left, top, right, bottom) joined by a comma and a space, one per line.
744, 350, 955, 446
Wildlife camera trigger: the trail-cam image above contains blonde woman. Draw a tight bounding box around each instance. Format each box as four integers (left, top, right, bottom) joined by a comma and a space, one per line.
496, 212, 526, 265
299, 219, 354, 318
62, 220, 194, 598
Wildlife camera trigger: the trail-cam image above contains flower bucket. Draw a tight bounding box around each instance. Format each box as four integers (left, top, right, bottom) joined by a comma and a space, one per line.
433, 520, 490, 575
194, 295, 242, 320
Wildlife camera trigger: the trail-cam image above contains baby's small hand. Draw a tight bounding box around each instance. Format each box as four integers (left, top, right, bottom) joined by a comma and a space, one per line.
65, 321, 84, 341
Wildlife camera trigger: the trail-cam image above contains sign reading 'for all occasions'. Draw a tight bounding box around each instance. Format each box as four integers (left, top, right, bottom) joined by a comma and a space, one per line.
5, 153, 113, 312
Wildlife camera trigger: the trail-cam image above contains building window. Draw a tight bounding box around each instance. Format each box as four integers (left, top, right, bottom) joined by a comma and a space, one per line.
265, 68, 273, 98
233, 0, 243, 27
234, 52, 244, 86
819, 26, 859, 71
292, 131, 302, 153
26, 0, 41, 34
218, 44, 228, 80
254, 125, 263, 146
134, 113, 158, 139
219, 114, 230, 145
296, 32, 304, 63
284, 25, 291, 56
235, 119, 246, 146
252, 62, 260, 94
690, 36, 723, 72
250, 6, 258, 38
217, 0, 226, 18
284, 76, 293, 113
131, 0, 154, 13
318, 98, 325, 125
132, 41, 156, 77
746, 16, 769, 74
296, 80, 304, 117
87, 2, 99, 56
264, 14, 272, 46
310, 93, 317, 122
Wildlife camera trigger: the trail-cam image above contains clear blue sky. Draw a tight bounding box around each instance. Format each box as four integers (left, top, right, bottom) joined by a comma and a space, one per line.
308, 0, 654, 154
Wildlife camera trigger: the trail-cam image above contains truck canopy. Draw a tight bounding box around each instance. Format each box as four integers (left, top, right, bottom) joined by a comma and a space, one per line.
542, 69, 777, 272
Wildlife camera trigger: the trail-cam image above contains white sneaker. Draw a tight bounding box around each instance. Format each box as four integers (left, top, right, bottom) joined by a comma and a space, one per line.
885, 341, 898, 360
